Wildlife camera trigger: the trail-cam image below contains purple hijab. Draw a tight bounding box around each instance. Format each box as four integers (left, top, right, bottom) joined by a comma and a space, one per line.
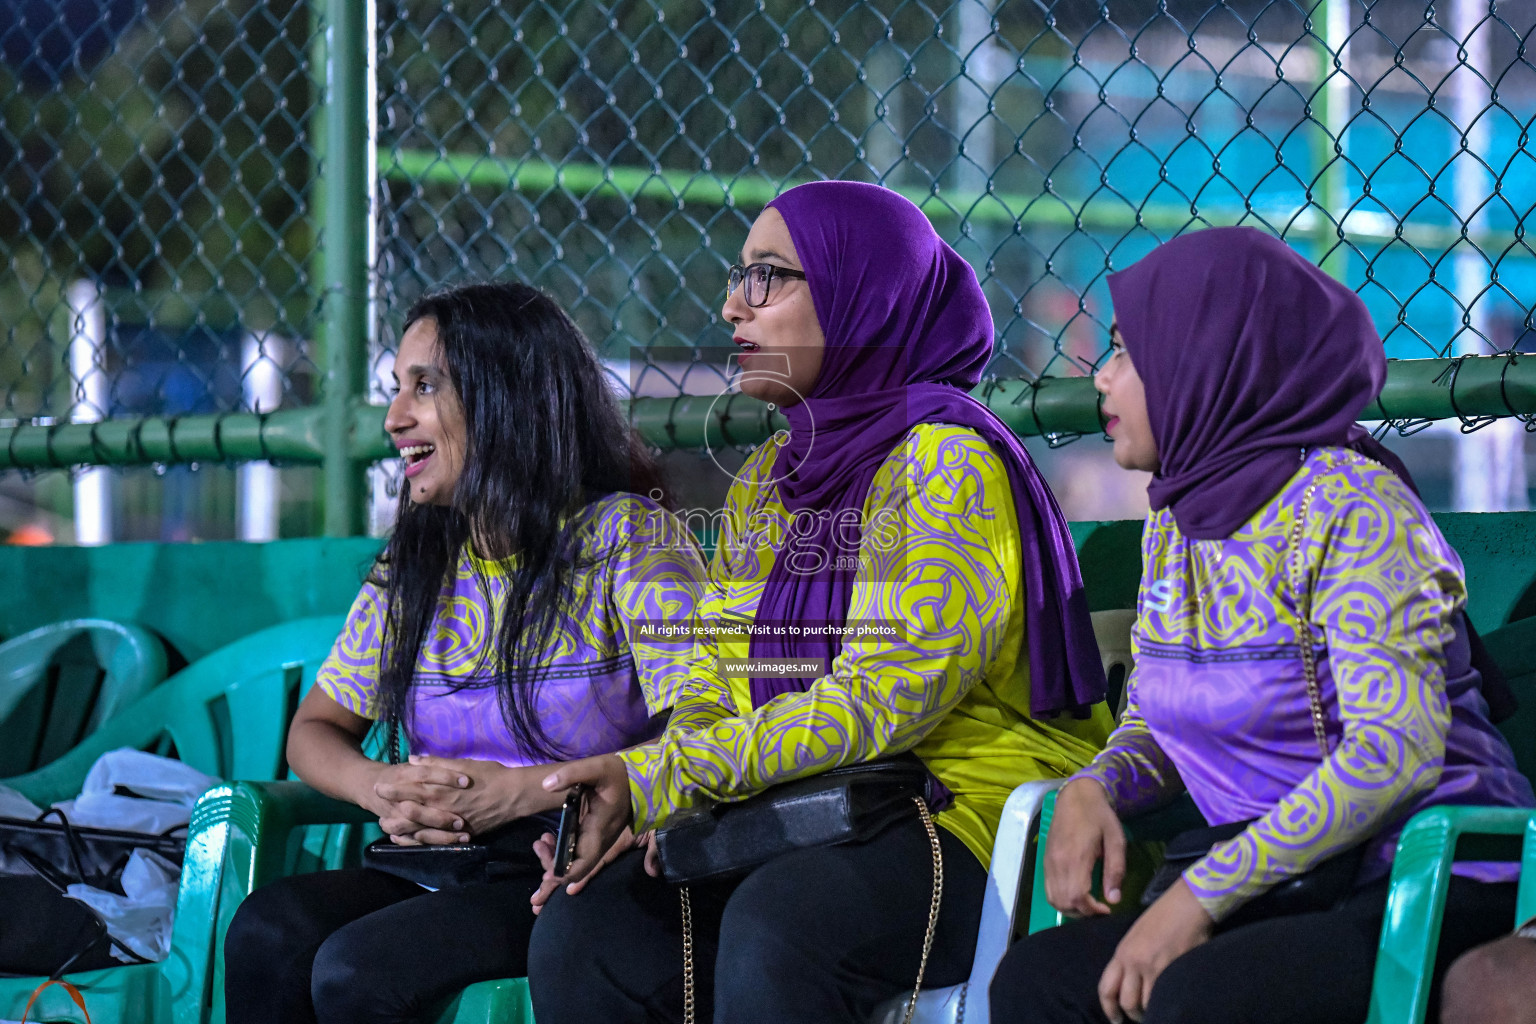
746, 181, 1106, 718
1106, 226, 1409, 539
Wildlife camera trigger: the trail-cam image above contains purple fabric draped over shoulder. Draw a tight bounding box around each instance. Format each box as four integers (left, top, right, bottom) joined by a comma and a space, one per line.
746, 180, 1106, 718
1105, 226, 1409, 538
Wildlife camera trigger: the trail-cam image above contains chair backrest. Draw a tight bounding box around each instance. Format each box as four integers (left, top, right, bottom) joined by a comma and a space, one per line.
1480, 615, 1536, 780
1090, 609, 1136, 719
0, 618, 168, 777
1, 615, 345, 807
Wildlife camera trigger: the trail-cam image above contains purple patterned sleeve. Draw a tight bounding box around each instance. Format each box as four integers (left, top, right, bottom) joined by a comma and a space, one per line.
1072, 627, 1184, 815
314, 577, 388, 719
606, 496, 711, 717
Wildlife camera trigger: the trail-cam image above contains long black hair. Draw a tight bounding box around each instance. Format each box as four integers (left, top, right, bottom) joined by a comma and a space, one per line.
372, 281, 668, 762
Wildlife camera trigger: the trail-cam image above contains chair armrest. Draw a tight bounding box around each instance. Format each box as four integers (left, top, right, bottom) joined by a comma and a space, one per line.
1366, 805, 1536, 1024
1027, 789, 1202, 935
961, 779, 1063, 1024
224, 780, 376, 895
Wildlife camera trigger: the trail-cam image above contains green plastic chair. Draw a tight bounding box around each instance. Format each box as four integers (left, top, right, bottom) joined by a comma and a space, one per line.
0, 615, 345, 1024
0, 618, 168, 777
203, 781, 535, 1024
1358, 614, 1536, 1024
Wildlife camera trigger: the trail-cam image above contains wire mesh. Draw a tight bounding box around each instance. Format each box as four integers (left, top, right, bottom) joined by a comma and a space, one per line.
0, 0, 319, 427
375, 0, 1536, 412
1, 0, 1534, 487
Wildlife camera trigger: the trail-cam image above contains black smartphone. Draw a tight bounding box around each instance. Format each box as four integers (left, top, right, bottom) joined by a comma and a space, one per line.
552, 786, 586, 877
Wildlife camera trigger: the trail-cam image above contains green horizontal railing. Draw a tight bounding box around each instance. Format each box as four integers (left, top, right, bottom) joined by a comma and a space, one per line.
3, 355, 1529, 470
378, 151, 1523, 254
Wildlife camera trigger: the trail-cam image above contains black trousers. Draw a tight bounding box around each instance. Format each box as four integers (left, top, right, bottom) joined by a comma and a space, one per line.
528, 817, 988, 1024
990, 876, 1519, 1024
222, 842, 544, 1024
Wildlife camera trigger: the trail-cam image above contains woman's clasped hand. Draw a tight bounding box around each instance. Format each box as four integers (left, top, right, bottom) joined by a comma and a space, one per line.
367, 754, 565, 846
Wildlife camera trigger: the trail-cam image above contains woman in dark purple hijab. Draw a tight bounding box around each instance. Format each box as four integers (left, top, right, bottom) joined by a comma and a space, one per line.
526, 181, 1114, 1023
990, 227, 1532, 1024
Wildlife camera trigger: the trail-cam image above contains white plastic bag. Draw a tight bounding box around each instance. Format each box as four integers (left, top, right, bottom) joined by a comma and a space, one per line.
64, 849, 181, 963
80, 748, 218, 808
50, 748, 218, 832
0, 783, 42, 820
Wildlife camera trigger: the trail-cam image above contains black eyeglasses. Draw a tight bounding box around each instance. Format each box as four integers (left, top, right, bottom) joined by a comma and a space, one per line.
726, 262, 807, 308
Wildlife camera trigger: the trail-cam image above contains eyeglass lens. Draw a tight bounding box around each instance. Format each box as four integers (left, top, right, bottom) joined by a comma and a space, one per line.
727, 264, 776, 307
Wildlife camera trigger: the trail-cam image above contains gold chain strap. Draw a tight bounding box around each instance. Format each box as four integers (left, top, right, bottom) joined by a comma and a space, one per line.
681, 885, 695, 1024
678, 795, 944, 1024
1287, 480, 1331, 759
902, 795, 945, 1024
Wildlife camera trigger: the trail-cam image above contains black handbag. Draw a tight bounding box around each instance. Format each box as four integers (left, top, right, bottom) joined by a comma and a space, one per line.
0, 809, 185, 889
653, 755, 932, 883
1139, 815, 1365, 927
653, 755, 943, 1024
0, 808, 184, 976
1140, 478, 1366, 926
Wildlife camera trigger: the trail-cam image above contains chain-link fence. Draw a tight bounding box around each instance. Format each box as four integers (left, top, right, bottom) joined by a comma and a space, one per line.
0, 0, 319, 422
377, 0, 1536, 382
0, 0, 322, 540
3, 0, 1535, 538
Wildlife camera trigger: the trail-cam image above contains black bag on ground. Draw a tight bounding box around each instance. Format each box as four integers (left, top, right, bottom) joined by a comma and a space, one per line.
0, 809, 184, 977
0, 810, 184, 889
0, 876, 121, 977
653, 755, 932, 884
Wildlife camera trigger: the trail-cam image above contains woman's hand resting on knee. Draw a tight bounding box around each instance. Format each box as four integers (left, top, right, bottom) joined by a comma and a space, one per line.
1098, 879, 1213, 1023
1044, 778, 1127, 916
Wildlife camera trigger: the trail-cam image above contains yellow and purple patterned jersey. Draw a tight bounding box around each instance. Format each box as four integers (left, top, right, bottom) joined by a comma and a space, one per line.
315, 492, 708, 766
621, 423, 1114, 867
1076, 446, 1534, 921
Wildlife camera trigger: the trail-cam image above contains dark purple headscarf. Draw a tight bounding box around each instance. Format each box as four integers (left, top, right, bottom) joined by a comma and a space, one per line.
1106, 226, 1410, 539
745, 181, 1106, 718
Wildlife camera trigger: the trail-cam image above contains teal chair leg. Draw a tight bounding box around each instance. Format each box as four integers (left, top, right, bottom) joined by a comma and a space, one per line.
1028, 788, 1066, 935
1366, 805, 1536, 1024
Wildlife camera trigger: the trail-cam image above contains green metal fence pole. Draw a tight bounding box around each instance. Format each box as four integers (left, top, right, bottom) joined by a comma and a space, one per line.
318, 0, 372, 536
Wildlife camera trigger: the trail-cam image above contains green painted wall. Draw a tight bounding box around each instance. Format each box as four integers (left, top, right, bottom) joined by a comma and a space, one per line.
2, 511, 1534, 661
1068, 512, 1536, 635
0, 538, 383, 662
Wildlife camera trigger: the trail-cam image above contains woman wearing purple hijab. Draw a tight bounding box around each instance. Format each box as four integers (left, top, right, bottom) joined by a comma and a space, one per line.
991, 227, 1534, 1024
526, 181, 1114, 1022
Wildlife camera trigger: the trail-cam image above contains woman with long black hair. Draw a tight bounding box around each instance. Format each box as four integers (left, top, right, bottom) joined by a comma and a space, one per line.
222, 281, 706, 1024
